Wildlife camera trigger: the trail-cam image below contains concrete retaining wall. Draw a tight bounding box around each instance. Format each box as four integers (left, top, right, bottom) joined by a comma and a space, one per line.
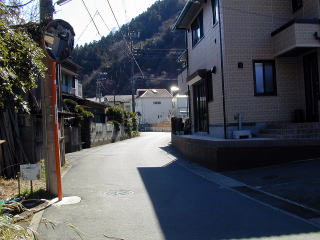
89, 123, 126, 147
171, 134, 320, 171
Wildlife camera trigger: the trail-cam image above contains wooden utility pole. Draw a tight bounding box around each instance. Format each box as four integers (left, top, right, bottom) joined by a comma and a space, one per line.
40, 0, 63, 200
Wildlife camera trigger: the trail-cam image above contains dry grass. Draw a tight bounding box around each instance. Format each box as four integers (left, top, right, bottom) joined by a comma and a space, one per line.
0, 160, 71, 240
0, 159, 70, 200
0, 178, 46, 200
0, 216, 33, 240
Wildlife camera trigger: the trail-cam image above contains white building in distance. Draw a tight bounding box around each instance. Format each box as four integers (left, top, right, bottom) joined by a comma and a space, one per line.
135, 89, 173, 125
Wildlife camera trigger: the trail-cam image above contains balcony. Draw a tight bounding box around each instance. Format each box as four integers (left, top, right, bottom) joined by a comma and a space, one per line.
271, 19, 320, 57
177, 49, 188, 69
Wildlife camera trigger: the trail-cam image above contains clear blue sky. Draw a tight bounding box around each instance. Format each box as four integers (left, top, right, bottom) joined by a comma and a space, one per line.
54, 0, 158, 46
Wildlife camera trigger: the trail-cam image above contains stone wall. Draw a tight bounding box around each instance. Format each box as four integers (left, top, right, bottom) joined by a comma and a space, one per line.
80, 121, 128, 149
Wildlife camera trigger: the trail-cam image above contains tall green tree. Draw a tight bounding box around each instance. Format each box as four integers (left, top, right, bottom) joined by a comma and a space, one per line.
0, 2, 46, 111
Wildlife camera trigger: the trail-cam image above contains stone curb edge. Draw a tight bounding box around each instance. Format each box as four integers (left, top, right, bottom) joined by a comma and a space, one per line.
29, 162, 72, 238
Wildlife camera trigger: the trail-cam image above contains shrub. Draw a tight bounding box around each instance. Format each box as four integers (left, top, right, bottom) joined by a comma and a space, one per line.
64, 99, 94, 125
130, 112, 139, 131
108, 120, 120, 131
64, 99, 77, 112
105, 106, 124, 124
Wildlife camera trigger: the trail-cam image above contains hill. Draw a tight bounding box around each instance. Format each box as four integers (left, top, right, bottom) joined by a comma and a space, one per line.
71, 0, 186, 97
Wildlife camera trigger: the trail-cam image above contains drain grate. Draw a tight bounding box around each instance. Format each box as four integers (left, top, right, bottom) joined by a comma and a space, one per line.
105, 190, 134, 196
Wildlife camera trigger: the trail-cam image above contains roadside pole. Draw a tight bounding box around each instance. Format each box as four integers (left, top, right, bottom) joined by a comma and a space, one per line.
131, 60, 135, 112
40, 0, 63, 200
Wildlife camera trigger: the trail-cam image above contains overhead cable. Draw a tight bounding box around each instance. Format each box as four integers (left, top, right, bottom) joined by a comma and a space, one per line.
97, 10, 111, 32
5, 0, 35, 8
81, 0, 102, 37
75, 10, 99, 45
105, 0, 144, 78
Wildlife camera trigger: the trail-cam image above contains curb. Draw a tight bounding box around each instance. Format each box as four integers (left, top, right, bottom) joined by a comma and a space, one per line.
29, 161, 72, 238
164, 146, 320, 229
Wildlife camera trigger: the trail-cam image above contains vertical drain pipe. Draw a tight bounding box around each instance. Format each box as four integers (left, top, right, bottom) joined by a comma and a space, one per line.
217, 0, 227, 139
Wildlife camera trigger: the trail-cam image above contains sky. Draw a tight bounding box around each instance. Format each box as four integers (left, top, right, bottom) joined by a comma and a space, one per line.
54, 0, 158, 46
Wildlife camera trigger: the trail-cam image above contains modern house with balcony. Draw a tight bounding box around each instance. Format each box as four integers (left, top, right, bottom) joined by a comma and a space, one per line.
174, 0, 320, 139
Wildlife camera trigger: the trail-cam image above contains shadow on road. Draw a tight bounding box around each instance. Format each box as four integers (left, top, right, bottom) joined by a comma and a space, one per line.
137, 144, 320, 240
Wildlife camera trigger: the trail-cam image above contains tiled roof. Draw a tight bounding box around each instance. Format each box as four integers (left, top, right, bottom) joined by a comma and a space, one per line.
137, 89, 173, 98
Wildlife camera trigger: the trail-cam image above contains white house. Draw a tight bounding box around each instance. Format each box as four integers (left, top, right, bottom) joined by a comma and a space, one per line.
135, 89, 173, 125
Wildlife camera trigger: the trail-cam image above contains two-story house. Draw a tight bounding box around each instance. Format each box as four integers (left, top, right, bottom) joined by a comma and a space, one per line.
135, 89, 173, 126
61, 59, 83, 98
174, 0, 320, 138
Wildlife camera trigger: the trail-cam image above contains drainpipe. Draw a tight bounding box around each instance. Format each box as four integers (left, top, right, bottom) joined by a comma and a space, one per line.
217, 0, 227, 139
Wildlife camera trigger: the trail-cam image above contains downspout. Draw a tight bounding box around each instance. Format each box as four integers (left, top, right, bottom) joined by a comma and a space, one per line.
185, 30, 191, 120
217, 0, 227, 139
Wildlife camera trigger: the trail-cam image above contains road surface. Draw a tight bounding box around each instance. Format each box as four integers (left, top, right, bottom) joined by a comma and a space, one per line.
38, 132, 320, 240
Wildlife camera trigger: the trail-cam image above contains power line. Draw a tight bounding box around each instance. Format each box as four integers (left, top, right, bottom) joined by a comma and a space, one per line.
80, 0, 102, 37
75, 10, 99, 45
5, 0, 35, 8
97, 10, 111, 32
105, 0, 144, 78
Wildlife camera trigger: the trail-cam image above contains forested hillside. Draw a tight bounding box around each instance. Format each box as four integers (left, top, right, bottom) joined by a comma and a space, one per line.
71, 0, 186, 97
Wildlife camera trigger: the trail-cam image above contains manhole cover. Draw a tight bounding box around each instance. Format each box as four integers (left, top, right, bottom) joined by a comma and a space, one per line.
105, 190, 134, 196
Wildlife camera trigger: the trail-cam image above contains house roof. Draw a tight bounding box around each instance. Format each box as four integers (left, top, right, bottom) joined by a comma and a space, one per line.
64, 94, 106, 110
137, 89, 173, 99
85, 97, 109, 105
104, 95, 133, 103
173, 0, 206, 30
61, 58, 83, 77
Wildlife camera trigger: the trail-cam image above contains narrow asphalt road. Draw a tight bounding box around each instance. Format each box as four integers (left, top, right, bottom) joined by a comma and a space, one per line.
39, 132, 320, 240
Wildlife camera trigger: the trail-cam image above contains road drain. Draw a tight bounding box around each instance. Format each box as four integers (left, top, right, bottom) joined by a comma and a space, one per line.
105, 190, 134, 196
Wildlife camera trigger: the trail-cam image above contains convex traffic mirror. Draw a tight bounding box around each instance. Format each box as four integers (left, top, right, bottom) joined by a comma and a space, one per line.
43, 19, 75, 63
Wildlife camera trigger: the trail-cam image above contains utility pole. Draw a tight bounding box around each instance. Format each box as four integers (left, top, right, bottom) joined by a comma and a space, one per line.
40, 0, 63, 200
129, 31, 139, 112
96, 79, 103, 103
131, 58, 135, 112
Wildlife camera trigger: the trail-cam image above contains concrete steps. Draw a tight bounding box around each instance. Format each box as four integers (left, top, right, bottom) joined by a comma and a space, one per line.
151, 121, 172, 128
257, 122, 320, 139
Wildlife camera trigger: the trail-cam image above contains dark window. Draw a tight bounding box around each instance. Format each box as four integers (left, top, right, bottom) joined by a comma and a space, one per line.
72, 77, 76, 88
253, 60, 277, 96
191, 11, 204, 47
193, 80, 208, 132
292, 0, 303, 12
211, 0, 219, 25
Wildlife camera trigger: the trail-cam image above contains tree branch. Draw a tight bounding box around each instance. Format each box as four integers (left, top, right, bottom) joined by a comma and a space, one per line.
5, 0, 35, 9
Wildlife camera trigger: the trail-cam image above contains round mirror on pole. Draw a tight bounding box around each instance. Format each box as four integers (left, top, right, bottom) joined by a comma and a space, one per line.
43, 19, 75, 63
